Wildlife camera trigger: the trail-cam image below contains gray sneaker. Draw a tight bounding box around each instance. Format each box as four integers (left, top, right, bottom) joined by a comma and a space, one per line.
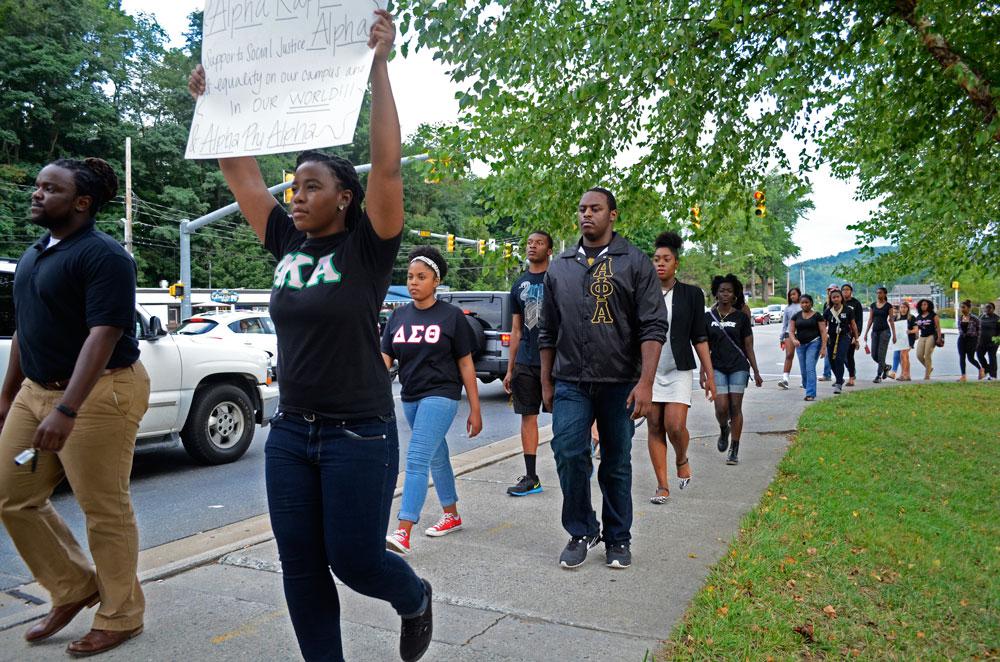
778, 378, 789, 390
833, 383, 843, 394
559, 534, 600, 569
605, 543, 632, 569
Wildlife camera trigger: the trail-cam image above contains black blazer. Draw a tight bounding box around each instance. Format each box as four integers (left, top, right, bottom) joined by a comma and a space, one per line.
665, 281, 708, 371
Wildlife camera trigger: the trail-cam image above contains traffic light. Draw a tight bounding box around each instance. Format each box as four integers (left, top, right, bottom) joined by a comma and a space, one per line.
503, 242, 512, 258
477, 239, 485, 255
283, 171, 295, 204
753, 190, 766, 217
690, 206, 701, 231
168, 282, 185, 299
446, 234, 455, 252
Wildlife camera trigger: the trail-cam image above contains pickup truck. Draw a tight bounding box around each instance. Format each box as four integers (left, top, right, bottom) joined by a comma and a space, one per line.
436, 290, 512, 384
0, 260, 279, 465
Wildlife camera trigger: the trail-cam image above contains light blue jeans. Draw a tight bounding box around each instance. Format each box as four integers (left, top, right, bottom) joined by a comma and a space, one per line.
399, 396, 460, 524
796, 337, 821, 398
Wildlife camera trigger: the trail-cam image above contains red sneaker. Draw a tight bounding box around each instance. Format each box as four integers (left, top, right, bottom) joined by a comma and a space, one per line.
386, 528, 411, 554
424, 513, 463, 537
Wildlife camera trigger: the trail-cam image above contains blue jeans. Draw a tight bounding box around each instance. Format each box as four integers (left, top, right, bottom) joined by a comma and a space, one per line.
822, 353, 832, 379
399, 396, 460, 523
714, 369, 749, 394
828, 333, 852, 386
796, 338, 821, 397
892, 349, 902, 374
550, 380, 635, 544
265, 413, 426, 662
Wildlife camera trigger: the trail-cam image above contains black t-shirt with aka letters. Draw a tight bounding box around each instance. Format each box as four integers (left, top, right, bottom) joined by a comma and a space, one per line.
704, 309, 752, 373
381, 301, 476, 402
265, 203, 401, 419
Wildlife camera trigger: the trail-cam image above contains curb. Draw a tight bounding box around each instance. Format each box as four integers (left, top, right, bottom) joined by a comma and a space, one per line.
0, 425, 552, 631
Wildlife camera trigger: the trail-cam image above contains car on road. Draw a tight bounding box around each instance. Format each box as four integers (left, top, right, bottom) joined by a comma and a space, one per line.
175, 311, 277, 362
0, 260, 279, 465
767, 304, 785, 323
435, 291, 512, 384
750, 307, 770, 325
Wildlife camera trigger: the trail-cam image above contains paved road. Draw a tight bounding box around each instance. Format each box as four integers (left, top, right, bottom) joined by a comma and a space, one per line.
0, 377, 544, 589
0, 316, 965, 588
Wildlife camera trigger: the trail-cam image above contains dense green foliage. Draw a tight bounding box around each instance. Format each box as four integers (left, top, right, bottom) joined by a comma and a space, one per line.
664, 383, 999, 660
0, 2, 508, 290
396, 0, 999, 283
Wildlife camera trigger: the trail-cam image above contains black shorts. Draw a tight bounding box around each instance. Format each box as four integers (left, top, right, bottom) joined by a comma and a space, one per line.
511, 364, 543, 415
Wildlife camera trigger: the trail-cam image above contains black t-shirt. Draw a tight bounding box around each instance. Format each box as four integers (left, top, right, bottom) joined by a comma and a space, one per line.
704, 308, 752, 373
265, 203, 401, 418
870, 301, 892, 332
509, 271, 546, 366
914, 312, 938, 338
380, 300, 476, 402
824, 306, 853, 342
980, 313, 999, 344
906, 314, 917, 348
791, 310, 822, 345
13, 220, 139, 383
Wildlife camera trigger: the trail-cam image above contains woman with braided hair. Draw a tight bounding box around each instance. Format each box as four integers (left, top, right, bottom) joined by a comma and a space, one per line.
0, 157, 151, 656
188, 10, 433, 662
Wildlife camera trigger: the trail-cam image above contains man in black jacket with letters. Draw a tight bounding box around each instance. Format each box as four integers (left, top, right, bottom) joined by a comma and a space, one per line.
539, 187, 666, 571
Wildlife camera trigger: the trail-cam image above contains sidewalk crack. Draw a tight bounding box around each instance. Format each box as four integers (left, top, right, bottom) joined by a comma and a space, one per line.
462, 614, 505, 647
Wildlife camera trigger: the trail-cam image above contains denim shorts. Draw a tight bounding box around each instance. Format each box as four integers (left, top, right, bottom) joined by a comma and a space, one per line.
714, 369, 750, 394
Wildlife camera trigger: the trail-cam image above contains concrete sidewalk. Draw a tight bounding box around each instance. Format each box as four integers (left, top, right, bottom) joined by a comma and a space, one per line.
0, 379, 888, 661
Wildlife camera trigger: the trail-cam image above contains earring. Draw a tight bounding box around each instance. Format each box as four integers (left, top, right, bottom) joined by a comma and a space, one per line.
338, 204, 345, 210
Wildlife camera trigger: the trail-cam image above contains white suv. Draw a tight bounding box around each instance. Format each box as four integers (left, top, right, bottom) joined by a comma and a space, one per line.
0, 260, 279, 465
176, 311, 278, 365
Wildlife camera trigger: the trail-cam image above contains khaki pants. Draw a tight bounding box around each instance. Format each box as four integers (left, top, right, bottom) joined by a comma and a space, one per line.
0, 362, 149, 631
915, 335, 936, 373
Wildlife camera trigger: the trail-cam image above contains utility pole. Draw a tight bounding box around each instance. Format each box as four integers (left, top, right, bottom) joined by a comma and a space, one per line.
124, 137, 133, 255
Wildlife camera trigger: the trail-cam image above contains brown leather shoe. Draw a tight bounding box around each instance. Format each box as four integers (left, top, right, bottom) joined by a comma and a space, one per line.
66, 626, 143, 657
24, 591, 100, 643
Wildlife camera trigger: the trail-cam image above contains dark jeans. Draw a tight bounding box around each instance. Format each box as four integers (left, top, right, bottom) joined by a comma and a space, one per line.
871, 329, 891, 377
550, 380, 635, 545
958, 337, 981, 375
978, 342, 998, 378
265, 412, 425, 662
828, 334, 851, 386
846, 342, 857, 378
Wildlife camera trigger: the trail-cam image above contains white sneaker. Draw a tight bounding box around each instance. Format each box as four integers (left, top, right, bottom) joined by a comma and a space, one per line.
778, 379, 789, 390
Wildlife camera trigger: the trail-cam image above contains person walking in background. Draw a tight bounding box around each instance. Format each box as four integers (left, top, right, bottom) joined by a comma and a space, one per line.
188, 14, 435, 660
706, 275, 763, 466
956, 299, 983, 382
778, 288, 802, 389
863, 286, 896, 383
0, 158, 150, 656
841, 284, 864, 386
645, 231, 715, 505
913, 299, 943, 381
539, 187, 666, 571
977, 303, 999, 380
824, 288, 860, 395
889, 301, 914, 381
383, 247, 482, 554
818, 284, 839, 382
789, 294, 826, 401
503, 231, 552, 496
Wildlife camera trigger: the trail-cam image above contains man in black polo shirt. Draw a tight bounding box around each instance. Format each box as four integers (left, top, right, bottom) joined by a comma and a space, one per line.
0, 158, 150, 657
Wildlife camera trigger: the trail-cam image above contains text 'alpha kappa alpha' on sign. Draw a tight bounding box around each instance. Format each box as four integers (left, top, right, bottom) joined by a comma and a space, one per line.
185, 0, 382, 159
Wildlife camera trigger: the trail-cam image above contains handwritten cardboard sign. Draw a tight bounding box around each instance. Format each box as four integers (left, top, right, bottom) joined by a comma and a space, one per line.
186, 0, 381, 159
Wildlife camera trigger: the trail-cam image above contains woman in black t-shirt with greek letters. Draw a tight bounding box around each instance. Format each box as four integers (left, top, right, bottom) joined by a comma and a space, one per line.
188, 13, 433, 662
382, 247, 482, 556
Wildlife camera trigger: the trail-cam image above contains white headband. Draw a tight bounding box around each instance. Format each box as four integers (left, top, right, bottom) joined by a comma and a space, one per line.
410, 256, 441, 280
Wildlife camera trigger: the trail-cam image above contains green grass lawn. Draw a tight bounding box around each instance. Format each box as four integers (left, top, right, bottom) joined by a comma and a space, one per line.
661, 383, 998, 660
939, 318, 956, 329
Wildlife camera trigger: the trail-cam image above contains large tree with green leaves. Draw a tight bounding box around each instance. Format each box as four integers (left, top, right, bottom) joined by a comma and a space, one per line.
396, 0, 999, 281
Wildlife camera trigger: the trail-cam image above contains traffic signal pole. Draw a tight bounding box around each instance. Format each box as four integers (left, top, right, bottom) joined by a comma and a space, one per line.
177, 154, 428, 320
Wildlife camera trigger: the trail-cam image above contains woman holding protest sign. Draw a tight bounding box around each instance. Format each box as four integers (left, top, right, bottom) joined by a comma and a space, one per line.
189, 10, 432, 662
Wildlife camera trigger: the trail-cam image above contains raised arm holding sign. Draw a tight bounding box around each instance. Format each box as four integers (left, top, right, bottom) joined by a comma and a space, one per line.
190, 11, 434, 662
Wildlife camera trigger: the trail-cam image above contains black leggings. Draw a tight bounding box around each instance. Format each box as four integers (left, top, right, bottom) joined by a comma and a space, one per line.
977, 342, 998, 378
958, 337, 981, 375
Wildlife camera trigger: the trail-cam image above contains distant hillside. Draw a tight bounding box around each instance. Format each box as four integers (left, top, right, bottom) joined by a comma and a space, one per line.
787, 247, 924, 298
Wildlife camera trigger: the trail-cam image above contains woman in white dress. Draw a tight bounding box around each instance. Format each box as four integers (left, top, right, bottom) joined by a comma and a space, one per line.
646, 232, 715, 504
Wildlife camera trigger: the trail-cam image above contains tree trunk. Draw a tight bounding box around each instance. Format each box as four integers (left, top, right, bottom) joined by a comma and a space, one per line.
894, 0, 999, 142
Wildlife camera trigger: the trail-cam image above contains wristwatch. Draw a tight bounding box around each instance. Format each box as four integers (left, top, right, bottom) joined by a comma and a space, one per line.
54, 403, 78, 419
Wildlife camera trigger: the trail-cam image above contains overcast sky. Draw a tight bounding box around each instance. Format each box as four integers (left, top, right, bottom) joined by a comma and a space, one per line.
121, 0, 886, 264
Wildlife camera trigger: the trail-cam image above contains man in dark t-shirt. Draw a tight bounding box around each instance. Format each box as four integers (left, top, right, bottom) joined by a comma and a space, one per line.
503, 231, 553, 496
0, 158, 150, 655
